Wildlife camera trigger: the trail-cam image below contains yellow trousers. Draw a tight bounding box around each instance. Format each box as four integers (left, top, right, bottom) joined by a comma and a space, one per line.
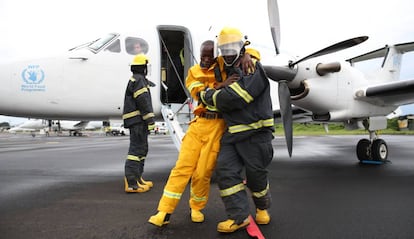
157, 117, 226, 213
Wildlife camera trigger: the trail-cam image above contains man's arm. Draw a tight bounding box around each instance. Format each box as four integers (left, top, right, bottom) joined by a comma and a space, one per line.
185, 67, 205, 100
134, 77, 155, 123
239, 48, 261, 75
199, 62, 268, 112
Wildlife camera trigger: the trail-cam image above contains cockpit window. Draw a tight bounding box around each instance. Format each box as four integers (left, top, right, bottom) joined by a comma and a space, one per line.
89, 33, 118, 52
126, 37, 149, 55
105, 39, 121, 53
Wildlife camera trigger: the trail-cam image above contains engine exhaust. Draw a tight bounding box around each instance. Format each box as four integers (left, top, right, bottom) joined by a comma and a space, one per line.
316, 62, 341, 76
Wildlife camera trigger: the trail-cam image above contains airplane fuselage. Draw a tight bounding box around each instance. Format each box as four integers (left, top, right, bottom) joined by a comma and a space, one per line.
0, 32, 163, 121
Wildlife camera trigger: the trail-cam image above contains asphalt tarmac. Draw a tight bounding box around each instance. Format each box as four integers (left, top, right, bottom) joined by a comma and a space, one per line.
0, 132, 414, 239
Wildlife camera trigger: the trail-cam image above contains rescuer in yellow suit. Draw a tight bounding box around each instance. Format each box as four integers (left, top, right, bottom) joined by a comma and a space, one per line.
148, 40, 260, 227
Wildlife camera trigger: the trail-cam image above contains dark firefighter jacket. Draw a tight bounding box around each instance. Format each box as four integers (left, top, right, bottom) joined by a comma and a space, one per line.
122, 73, 155, 128
199, 59, 274, 143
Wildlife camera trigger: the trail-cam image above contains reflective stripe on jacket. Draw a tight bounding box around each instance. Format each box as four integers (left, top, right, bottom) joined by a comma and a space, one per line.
123, 73, 155, 128
200, 59, 274, 142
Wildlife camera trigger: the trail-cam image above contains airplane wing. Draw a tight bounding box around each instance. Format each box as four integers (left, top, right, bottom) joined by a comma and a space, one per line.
354, 79, 414, 106
347, 42, 414, 63
348, 41, 414, 108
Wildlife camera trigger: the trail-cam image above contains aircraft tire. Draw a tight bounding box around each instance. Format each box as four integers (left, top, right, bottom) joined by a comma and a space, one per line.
356, 138, 371, 161
371, 139, 388, 162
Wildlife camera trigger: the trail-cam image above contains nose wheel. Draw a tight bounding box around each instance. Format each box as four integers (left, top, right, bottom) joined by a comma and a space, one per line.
356, 138, 389, 164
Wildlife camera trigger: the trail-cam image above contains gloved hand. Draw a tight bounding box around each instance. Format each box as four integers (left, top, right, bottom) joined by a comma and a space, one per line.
148, 123, 155, 131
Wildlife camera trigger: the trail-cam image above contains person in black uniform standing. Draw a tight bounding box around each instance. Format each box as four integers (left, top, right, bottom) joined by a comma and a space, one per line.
123, 54, 156, 193
199, 27, 274, 233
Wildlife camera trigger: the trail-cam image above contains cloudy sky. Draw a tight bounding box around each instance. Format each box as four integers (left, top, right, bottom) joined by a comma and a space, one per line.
1, 0, 414, 124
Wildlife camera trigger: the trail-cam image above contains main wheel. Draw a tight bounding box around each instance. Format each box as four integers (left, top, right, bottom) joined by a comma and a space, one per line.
371, 139, 388, 161
356, 138, 371, 161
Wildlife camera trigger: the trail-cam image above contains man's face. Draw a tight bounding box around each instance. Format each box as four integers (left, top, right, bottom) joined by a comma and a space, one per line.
223, 55, 238, 66
134, 44, 142, 54
219, 42, 242, 66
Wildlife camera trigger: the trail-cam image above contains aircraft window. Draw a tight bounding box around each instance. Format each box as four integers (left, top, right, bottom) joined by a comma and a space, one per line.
88, 33, 118, 52
105, 39, 121, 53
126, 37, 149, 55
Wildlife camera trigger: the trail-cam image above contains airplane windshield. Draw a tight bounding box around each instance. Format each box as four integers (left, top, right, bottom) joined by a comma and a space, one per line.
88, 33, 118, 52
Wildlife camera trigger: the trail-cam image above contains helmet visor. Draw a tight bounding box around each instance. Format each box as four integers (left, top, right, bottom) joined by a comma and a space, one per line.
218, 41, 243, 56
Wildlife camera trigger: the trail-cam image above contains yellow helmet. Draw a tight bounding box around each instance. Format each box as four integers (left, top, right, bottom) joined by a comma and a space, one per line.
217, 27, 243, 46
216, 27, 245, 58
131, 54, 149, 66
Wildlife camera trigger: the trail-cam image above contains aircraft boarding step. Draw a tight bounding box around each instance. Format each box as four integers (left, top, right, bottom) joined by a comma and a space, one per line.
161, 102, 193, 151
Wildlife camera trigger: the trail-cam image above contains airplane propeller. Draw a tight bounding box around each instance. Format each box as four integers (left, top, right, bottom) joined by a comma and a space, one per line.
265, 0, 368, 157
267, 0, 280, 54
278, 81, 293, 156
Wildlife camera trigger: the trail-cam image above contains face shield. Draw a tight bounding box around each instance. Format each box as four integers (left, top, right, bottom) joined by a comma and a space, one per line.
218, 41, 244, 66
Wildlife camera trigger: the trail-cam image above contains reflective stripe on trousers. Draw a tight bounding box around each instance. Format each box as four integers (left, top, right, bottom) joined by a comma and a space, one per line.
216, 131, 274, 223
157, 117, 225, 213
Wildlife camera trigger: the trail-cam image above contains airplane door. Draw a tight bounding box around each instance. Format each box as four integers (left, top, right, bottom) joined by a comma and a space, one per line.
157, 26, 195, 143
157, 26, 194, 105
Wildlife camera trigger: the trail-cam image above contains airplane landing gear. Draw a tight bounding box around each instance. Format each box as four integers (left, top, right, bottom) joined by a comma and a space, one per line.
356, 130, 389, 164
371, 138, 388, 161
69, 130, 83, 136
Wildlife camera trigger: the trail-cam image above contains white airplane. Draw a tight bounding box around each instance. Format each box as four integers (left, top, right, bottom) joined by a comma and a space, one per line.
8, 119, 102, 137
0, 0, 413, 163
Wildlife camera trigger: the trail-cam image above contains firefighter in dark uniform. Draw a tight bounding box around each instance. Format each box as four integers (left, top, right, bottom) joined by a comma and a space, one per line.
123, 54, 156, 193
148, 41, 262, 227
199, 27, 274, 233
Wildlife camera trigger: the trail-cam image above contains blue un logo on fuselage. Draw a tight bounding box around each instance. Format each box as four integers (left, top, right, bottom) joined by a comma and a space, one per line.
22, 65, 44, 84
21, 65, 46, 92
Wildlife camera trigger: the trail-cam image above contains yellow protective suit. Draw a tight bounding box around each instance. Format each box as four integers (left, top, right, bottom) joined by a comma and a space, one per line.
157, 62, 225, 213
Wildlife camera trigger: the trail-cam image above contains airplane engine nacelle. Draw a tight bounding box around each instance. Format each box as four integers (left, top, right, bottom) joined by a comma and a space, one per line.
289, 80, 309, 101
288, 61, 341, 101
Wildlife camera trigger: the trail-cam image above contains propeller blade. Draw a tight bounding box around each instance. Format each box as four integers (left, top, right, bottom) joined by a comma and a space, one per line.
267, 0, 281, 54
290, 36, 368, 67
278, 82, 293, 157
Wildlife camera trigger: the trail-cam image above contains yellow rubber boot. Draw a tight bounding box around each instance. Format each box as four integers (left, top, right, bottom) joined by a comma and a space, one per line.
140, 177, 153, 188
217, 218, 250, 233
255, 209, 270, 225
124, 177, 149, 193
191, 209, 204, 223
137, 181, 150, 191
148, 211, 171, 227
